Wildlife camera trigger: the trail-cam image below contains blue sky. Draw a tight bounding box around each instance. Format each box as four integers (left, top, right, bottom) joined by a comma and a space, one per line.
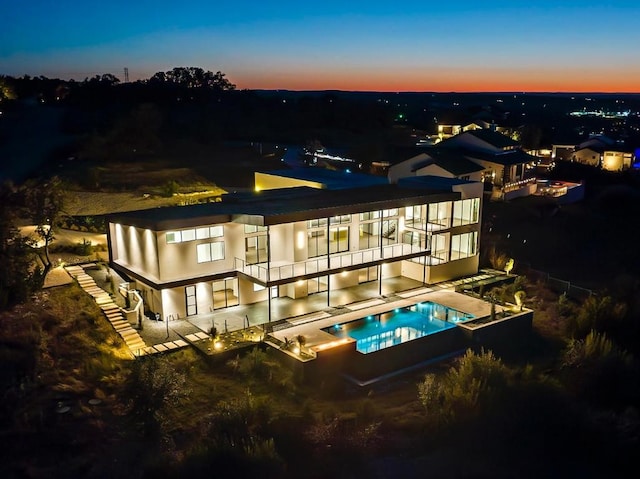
2, 1, 639, 91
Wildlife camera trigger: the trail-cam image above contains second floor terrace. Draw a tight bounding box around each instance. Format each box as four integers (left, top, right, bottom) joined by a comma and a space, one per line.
235, 241, 431, 285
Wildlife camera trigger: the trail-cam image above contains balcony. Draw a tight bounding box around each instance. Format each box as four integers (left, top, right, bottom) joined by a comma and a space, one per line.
235, 243, 430, 283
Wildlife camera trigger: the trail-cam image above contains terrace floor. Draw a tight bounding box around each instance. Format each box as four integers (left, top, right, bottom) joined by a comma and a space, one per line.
267, 288, 508, 353
78, 264, 510, 350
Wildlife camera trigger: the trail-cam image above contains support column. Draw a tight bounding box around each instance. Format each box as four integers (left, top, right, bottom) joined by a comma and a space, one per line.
378, 210, 383, 296
326, 218, 331, 307
267, 225, 271, 323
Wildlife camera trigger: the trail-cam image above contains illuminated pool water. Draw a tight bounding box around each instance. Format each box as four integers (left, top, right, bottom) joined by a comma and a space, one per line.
326, 302, 474, 354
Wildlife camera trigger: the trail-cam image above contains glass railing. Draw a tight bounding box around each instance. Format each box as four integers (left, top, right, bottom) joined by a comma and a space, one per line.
234, 243, 430, 282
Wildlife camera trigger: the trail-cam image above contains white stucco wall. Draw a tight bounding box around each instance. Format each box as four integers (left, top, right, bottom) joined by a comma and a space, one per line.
387, 153, 429, 183
111, 224, 160, 281
426, 256, 479, 284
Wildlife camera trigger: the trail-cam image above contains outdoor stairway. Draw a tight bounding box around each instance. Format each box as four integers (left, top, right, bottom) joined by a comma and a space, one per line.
65, 264, 190, 357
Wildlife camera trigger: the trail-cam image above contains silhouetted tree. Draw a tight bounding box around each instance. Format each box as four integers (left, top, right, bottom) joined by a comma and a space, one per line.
21, 176, 66, 287
0, 182, 40, 309
149, 67, 235, 91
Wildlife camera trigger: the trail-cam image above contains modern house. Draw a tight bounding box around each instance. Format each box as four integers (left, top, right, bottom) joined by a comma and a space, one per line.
106, 169, 483, 324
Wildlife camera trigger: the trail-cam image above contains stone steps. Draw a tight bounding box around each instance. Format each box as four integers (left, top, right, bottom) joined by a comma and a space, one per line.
65, 263, 191, 357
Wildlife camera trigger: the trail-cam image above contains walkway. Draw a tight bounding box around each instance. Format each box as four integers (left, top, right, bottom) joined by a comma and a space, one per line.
65, 264, 191, 357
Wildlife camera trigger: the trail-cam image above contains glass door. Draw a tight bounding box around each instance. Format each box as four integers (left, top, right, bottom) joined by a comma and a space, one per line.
185, 285, 197, 316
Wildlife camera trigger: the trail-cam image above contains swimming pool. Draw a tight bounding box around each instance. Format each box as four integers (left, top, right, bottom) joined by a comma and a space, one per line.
326, 301, 474, 354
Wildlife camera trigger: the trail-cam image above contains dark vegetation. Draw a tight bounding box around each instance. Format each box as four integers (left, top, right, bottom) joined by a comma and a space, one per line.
3, 71, 640, 187
1, 70, 640, 477
482, 162, 640, 289
1, 277, 639, 478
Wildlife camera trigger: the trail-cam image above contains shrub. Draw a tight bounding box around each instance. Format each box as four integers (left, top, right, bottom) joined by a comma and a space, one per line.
488, 245, 509, 271
417, 348, 511, 424
163, 180, 179, 197
561, 330, 637, 407
237, 347, 270, 378
566, 295, 627, 339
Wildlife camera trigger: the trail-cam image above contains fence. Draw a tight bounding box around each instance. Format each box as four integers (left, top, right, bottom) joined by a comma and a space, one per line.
515, 262, 595, 301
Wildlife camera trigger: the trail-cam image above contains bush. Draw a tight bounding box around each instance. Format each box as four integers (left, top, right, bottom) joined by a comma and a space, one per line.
566, 295, 627, 339
562, 330, 637, 407
417, 348, 512, 424
163, 180, 179, 197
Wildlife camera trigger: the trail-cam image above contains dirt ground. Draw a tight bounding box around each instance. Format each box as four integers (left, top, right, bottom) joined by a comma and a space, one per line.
63, 187, 227, 216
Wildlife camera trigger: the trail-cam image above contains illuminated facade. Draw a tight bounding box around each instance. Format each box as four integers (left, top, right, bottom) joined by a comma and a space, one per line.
106, 170, 483, 323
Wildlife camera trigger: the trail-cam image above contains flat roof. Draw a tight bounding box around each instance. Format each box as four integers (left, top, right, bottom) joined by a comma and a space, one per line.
108, 183, 460, 230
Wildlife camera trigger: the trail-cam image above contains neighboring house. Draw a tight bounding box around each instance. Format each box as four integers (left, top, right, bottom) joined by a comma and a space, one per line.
553, 134, 634, 171
572, 146, 634, 170
551, 143, 577, 162
571, 136, 635, 171
438, 129, 538, 189
434, 110, 469, 140
435, 105, 514, 141
107, 169, 483, 323
388, 149, 486, 184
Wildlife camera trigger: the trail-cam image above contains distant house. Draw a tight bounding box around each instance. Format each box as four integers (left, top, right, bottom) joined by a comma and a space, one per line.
571, 136, 634, 171
387, 130, 538, 201
552, 135, 635, 171
438, 129, 538, 189
551, 143, 578, 162
388, 149, 486, 184
435, 105, 514, 141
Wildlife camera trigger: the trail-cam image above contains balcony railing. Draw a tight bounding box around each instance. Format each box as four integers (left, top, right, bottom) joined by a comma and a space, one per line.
234, 243, 429, 283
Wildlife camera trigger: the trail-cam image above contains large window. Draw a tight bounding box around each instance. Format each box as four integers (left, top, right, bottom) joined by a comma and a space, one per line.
452, 199, 480, 227
359, 210, 398, 249
329, 226, 349, 254
244, 224, 267, 264
245, 235, 267, 264
308, 216, 351, 257
166, 231, 182, 244
196, 225, 223, 239
451, 232, 477, 261
308, 229, 327, 258
330, 214, 351, 225
197, 242, 225, 263
307, 218, 328, 228
244, 225, 267, 234
428, 202, 451, 230
381, 219, 397, 245
359, 222, 379, 249
431, 233, 449, 262
359, 211, 380, 221
402, 231, 428, 250
405, 205, 426, 229
359, 211, 380, 250
167, 225, 224, 244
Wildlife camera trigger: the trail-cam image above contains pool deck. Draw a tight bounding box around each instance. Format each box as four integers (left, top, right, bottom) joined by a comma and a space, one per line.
269, 289, 506, 353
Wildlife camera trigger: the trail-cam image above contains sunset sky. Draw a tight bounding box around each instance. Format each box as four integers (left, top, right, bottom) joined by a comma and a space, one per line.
2, 1, 639, 92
